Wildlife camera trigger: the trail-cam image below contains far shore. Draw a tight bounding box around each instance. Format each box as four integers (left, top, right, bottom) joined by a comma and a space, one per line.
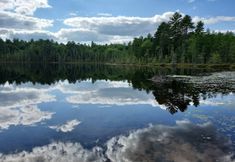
0, 62, 235, 69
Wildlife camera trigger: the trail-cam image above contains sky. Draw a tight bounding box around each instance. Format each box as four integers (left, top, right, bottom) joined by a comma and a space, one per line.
0, 0, 235, 44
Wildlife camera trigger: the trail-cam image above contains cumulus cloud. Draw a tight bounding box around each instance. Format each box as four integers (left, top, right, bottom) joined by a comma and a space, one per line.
193, 16, 235, 25
0, 121, 233, 162
0, 28, 55, 41
97, 13, 112, 17
49, 120, 81, 133
0, 0, 53, 41
0, 11, 53, 30
56, 28, 111, 43
63, 12, 174, 37
0, 0, 51, 16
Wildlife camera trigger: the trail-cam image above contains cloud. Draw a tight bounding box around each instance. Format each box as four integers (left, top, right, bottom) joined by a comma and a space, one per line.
49, 120, 81, 133
0, 11, 53, 30
0, 121, 233, 162
193, 16, 235, 25
97, 13, 112, 17
0, 0, 51, 16
0, 0, 53, 41
0, 28, 56, 41
63, 12, 174, 37
56, 28, 133, 44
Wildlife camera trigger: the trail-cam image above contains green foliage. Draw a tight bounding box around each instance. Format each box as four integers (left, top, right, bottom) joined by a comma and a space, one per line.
210, 52, 221, 64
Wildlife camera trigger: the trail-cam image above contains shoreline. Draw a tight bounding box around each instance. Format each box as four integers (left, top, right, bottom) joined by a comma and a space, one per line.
0, 62, 235, 69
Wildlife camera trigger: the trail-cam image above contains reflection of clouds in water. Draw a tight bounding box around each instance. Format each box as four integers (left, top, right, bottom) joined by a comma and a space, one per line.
0, 82, 55, 109
66, 87, 158, 107
0, 105, 54, 130
0, 142, 105, 162
0, 82, 55, 130
49, 120, 81, 133
55, 80, 131, 94
0, 121, 233, 162
200, 93, 235, 108
55, 80, 160, 107
1, 80, 160, 108
106, 121, 234, 162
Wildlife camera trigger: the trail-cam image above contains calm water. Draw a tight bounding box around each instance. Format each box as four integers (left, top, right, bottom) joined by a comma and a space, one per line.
0, 64, 235, 162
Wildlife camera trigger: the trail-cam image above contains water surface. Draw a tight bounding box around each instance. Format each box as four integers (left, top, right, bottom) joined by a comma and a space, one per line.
0, 64, 234, 162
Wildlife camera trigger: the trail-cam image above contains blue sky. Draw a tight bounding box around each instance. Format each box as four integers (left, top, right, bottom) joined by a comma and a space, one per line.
0, 0, 235, 43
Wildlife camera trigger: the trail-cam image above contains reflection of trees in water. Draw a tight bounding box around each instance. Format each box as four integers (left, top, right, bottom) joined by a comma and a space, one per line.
151, 78, 235, 114
0, 63, 233, 114
153, 80, 193, 114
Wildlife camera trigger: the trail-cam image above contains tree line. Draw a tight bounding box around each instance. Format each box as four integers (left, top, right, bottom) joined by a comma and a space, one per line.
0, 12, 235, 64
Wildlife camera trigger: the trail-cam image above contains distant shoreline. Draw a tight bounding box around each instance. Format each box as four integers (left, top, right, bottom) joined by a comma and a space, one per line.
1, 62, 235, 69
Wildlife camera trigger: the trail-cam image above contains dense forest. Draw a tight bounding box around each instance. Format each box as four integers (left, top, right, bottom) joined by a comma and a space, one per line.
0, 12, 235, 65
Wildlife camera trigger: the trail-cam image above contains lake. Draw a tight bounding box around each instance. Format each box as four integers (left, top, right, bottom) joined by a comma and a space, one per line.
0, 63, 234, 162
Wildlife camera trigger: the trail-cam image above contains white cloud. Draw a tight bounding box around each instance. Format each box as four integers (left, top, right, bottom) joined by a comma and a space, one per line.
0, 121, 233, 162
64, 12, 174, 37
49, 120, 81, 133
0, 0, 51, 16
56, 28, 133, 44
0, 11, 53, 30
193, 16, 235, 25
97, 13, 112, 17
0, 0, 53, 41
0, 28, 56, 41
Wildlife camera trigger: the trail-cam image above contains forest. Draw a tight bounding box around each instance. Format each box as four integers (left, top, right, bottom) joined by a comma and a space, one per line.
0, 12, 235, 65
